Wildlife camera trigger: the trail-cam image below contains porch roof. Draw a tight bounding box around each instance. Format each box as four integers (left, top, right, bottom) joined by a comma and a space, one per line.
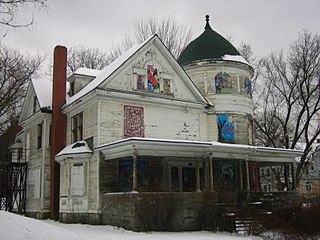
55, 141, 93, 163
96, 138, 303, 163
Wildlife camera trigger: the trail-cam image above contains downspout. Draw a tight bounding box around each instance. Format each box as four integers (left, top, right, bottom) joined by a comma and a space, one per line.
41, 118, 47, 211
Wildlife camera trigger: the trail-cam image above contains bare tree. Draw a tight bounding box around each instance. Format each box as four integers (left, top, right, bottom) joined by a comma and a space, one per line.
67, 46, 110, 76
254, 30, 320, 184
133, 16, 193, 58
0, 44, 42, 134
68, 17, 193, 74
0, 0, 47, 29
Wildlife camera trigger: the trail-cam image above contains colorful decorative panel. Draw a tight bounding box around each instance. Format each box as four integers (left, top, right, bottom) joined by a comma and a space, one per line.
217, 114, 235, 143
124, 105, 145, 138
215, 72, 233, 94
216, 162, 238, 192
119, 160, 133, 192
119, 160, 149, 192
147, 64, 160, 93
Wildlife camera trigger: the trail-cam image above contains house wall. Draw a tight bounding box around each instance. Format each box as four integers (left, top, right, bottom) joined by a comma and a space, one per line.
60, 101, 100, 218
98, 98, 206, 145
23, 114, 51, 219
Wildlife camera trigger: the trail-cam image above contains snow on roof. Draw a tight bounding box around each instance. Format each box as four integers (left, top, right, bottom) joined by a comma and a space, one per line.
31, 79, 52, 109
56, 141, 92, 162
73, 67, 101, 77
222, 54, 250, 66
66, 36, 155, 106
96, 137, 303, 158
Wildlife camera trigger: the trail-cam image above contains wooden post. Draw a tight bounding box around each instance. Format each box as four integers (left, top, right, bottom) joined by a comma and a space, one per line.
132, 150, 138, 191
209, 153, 214, 191
291, 163, 296, 190
245, 160, 250, 191
196, 159, 201, 192
239, 160, 244, 191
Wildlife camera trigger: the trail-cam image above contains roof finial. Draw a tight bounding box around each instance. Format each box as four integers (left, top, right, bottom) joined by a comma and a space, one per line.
205, 14, 212, 30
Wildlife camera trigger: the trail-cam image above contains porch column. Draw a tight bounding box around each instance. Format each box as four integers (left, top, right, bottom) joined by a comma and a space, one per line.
209, 153, 214, 191
245, 160, 250, 191
284, 164, 290, 190
132, 150, 138, 191
196, 159, 201, 192
291, 163, 296, 190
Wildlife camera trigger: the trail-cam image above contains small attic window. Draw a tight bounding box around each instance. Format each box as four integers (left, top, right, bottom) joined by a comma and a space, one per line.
70, 81, 75, 96
72, 141, 86, 149
33, 96, 37, 113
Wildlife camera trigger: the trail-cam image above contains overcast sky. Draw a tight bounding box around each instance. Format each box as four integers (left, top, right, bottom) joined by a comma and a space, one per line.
1, 0, 320, 70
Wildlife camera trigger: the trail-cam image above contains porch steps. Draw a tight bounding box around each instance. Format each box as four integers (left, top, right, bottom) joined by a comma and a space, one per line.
235, 218, 253, 234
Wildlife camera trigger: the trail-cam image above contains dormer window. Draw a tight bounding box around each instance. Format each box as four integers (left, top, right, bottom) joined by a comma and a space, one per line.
70, 81, 75, 96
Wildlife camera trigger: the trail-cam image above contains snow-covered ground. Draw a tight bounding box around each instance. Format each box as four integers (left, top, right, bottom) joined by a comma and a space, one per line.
0, 211, 261, 240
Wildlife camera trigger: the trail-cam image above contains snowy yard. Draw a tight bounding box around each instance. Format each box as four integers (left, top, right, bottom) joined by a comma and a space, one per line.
0, 211, 261, 240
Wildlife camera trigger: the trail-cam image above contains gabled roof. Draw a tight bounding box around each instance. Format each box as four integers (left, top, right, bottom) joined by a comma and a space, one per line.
31, 79, 52, 110
65, 35, 208, 107
55, 141, 93, 162
66, 37, 153, 106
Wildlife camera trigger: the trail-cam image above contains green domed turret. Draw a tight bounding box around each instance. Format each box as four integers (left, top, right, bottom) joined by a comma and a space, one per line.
178, 15, 240, 65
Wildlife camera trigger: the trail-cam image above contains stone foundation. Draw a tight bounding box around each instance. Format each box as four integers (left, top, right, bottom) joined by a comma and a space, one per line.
59, 212, 102, 225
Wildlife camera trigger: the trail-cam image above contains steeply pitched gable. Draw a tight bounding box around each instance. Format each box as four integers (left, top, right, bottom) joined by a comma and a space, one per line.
65, 35, 208, 107
19, 79, 52, 123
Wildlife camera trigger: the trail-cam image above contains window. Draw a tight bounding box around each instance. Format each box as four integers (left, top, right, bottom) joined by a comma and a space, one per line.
136, 75, 145, 90
70, 82, 75, 96
33, 96, 37, 113
71, 163, 84, 196
119, 160, 150, 192
217, 114, 235, 143
162, 79, 171, 94
182, 167, 196, 192
37, 123, 42, 149
305, 181, 312, 192
27, 169, 41, 198
71, 112, 83, 143
262, 183, 272, 192
215, 72, 233, 94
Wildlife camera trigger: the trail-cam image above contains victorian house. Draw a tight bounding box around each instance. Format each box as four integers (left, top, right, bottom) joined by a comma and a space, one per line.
16, 16, 302, 230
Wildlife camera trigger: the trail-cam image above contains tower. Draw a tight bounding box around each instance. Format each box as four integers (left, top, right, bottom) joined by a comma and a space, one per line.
178, 15, 254, 145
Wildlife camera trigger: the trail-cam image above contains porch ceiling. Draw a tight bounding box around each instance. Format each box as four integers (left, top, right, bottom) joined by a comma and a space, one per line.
96, 138, 303, 163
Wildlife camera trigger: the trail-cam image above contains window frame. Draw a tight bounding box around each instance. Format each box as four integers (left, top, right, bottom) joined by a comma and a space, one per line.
71, 112, 83, 143
37, 123, 42, 149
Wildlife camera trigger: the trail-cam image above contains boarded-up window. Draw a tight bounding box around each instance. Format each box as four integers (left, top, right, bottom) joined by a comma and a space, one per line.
27, 168, 41, 198
71, 163, 84, 196
162, 79, 171, 94
60, 164, 69, 197
124, 105, 144, 138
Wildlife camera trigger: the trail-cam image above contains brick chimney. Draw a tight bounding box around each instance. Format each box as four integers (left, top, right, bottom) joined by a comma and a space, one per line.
50, 46, 67, 220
